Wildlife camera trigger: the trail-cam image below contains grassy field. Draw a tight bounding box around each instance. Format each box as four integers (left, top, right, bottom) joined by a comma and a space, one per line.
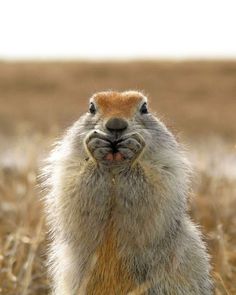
0, 61, 235, 294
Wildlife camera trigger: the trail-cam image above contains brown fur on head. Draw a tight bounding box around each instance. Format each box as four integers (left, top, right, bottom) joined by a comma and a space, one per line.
91, 90, 147, 120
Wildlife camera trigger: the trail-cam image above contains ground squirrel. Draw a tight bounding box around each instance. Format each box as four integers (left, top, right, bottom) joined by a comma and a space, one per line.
44, 91, 213, 294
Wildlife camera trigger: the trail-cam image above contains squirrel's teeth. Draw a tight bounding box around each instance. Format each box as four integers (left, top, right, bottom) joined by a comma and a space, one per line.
105, 153, 114, 161
105, 152, 124, 161
114, 152, 124, 161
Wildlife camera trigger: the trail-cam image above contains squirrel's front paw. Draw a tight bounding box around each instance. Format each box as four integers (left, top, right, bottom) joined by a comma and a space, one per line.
116, 132, 145, 164
85, 130, 113, 163
85, 130, 145, 165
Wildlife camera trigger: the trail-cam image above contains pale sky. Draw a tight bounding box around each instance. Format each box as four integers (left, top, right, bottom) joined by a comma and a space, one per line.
0, 0, 236, 60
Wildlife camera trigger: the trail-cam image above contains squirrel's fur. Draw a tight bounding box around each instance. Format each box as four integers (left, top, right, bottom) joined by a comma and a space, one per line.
43, 91, 213, 294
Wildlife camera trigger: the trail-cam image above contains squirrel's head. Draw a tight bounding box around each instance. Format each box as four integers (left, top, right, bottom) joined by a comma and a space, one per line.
70, 90, 180, 166
89, 90, 148, 135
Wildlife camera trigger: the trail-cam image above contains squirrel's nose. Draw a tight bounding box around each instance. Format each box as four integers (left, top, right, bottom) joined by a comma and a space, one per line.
105, 117, 128, 132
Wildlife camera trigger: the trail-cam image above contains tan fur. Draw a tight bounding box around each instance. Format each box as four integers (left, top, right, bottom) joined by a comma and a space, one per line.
86, 220, 135, 294
93, 91, 143, 118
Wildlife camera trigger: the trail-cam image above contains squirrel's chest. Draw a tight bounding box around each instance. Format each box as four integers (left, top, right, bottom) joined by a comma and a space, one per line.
86, 221, 136, 295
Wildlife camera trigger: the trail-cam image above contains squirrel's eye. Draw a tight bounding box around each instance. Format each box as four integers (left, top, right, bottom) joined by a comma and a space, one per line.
140, 103, 148, 114
89, 102, 96, 114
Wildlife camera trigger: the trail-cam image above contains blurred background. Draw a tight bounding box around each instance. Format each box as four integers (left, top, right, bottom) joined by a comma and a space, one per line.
0, 1, 236, 294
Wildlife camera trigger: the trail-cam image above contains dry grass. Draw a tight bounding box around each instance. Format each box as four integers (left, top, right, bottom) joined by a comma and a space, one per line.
0, 61, 235, 294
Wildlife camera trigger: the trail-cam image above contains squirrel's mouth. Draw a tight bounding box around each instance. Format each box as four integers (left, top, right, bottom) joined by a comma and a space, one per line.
110, 138, 123, 152
105, 152, 124, 161
105, 138, 125, 162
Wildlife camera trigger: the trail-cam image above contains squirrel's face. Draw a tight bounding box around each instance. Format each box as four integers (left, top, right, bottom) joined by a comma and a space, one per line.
73, 91, 176, 165
89, 91, 148, 121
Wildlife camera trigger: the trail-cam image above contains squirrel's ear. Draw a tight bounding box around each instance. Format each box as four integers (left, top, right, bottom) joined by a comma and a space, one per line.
140, 102, 148, 114
89, 102, 96, 114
